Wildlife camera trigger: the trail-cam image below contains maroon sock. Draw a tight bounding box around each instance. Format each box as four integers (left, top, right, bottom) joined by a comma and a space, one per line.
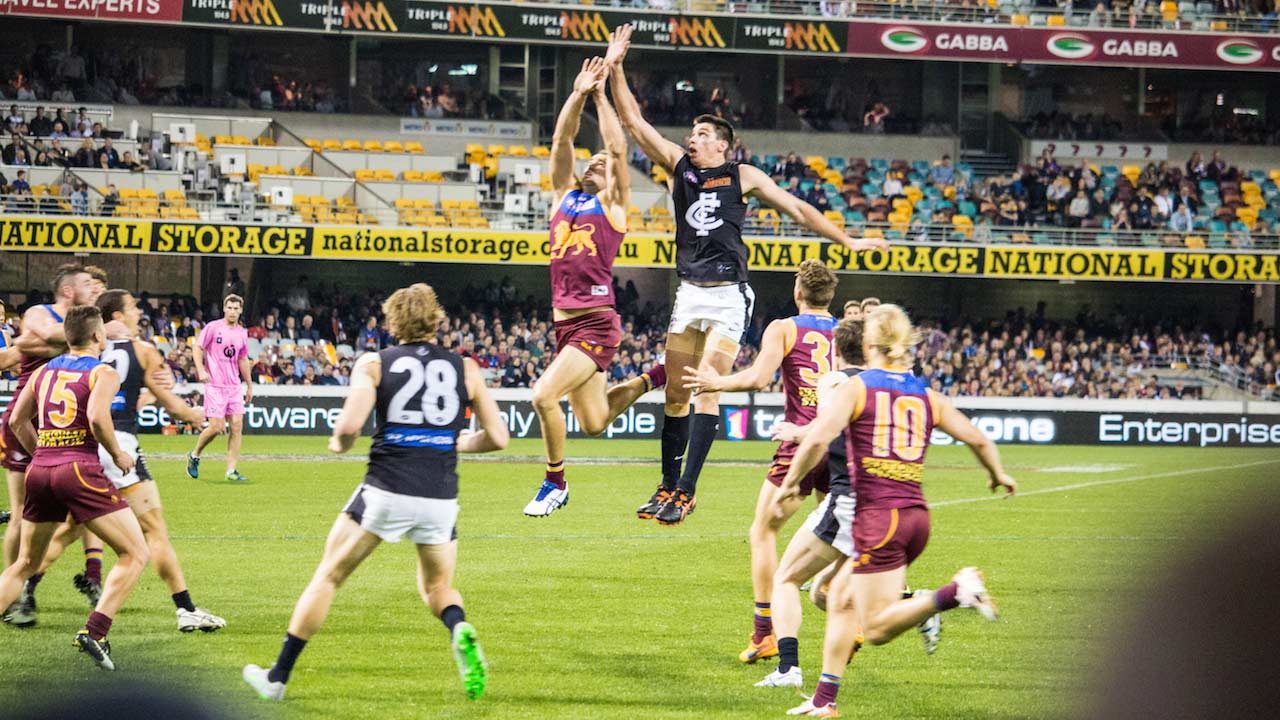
643, 363, 666, 390
86, 611, 113, 641
813, 674, 841, 707
934, 582, 960, 612
545, 461, 565, 491
752, 602, 773, 644
84, 548, 103, 584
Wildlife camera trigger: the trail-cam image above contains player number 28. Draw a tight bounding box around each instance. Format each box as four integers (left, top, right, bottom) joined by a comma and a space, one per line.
387, 357, 460, 425
871, 391, 927, 462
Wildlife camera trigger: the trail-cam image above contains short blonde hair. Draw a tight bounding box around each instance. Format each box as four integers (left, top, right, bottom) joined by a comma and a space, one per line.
382, 283, 446, 344
864, 303, 919, 365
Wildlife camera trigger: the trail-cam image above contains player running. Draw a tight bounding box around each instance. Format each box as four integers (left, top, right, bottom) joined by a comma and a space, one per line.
0, 306, 149, 670
681, 260, 838, 664
523, 56, 665, 518
186, 294, 252, 483
773, 304, 1017, 718
20, 290, 224, 633
606, 25, 885, 525
2, 264, 98, 625
243, 283, 509, 702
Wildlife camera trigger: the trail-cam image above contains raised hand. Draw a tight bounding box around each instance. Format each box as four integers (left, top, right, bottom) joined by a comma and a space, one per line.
573, 57, 607, 95
605, 24, 632, 67
845, 235, 889, 252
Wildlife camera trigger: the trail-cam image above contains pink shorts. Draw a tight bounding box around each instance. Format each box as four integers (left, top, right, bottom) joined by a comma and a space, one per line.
203, 384, 245, 418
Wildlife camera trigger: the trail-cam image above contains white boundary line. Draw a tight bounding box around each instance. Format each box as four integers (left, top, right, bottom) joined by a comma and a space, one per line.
932, 459, 1280, 508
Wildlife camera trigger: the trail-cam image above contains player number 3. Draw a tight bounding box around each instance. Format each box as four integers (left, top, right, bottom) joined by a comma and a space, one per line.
387, 357, 460, 425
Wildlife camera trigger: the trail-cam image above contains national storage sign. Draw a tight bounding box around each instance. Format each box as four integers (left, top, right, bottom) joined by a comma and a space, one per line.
3, 217, 1279, 283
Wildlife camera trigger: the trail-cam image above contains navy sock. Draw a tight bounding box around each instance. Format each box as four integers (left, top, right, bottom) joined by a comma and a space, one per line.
660, 414, 689, 491
777, 637, 800, 673
267, 633, 307, 684
441, 604, 466, 633
676, 413, 719, 494
172, 590, 195, 612
25, 572, 43, 595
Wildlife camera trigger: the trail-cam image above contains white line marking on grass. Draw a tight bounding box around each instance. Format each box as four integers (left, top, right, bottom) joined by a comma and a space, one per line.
933, 459, 1280, 509
1036, 464, 1133, 474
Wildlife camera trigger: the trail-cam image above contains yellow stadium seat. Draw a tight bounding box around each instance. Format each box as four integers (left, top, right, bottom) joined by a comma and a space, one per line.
487, 144, 506, 156
304, 139, 322, 151
363, 140, 384, 153
823, 210, 845, 228
508, 145, 528, 157
342, 139, 363, 151
531, 146, 551, 158
403, 170, 424, 182
1184, 235, 1205, 249
383, 140, 403, 153
805, 155, 826, 172
265, 165, 285, 176
404, 141, 424, 154
1010, 13, 1028, 25
354, 169, 375, 181
256, 136, 276, 147
412, 198, 434, 210
394, 198, 415, 210
423, 171, 444, 183
573, 148, 591, 160
335, 196, 353, 208
232, 135, 250, 145
292, 166, 313, 177
322, 139, 342, 151
374, 169, 395, 181
1047, 14, 1066, 26
119, 188, 139, 200
1160, 0, 1178, 21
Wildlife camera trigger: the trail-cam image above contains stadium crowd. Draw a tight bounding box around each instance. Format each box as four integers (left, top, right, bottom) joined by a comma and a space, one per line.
6, 277, 1273, 399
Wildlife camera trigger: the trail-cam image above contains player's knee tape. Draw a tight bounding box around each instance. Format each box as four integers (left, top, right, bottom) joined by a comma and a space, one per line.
707, 334, 740, 358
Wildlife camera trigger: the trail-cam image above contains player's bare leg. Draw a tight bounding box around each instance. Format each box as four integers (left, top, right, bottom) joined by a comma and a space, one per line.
73, 507, 151, 670
188, 416, 225, 479
637, 327, 702, 519
0, 519, 58, 614
656, 330, 735, 525
526, 349, 598, 517
756, 532, 842, 687
126, 483, 225, 632
855, 565, 997, 647
7, 518, 84, 625
3, 470, 24, 568
417, 540, 487, 699
791, 562, 861, 717
225, 415, 246, 482
244, 514, 380, 700
741, 481, 805, 664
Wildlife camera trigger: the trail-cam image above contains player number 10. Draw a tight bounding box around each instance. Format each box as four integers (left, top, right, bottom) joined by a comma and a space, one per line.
871, 391, 927, 461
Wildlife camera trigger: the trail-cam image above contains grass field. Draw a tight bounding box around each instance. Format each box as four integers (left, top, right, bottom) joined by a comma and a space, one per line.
1, 435, 1277, 719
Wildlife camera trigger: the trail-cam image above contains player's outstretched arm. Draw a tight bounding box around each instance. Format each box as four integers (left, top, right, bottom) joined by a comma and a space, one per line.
15, 305, 68, 358
739, 164, 888, 252
457, 357, 509, 453
7, 370, 41, 453
329, 353, 380, 454
0, 346, 20, 372
776, 378, 862, 509
137, 340, 204, 425
929, 390, 1017, 497
88, 365, 134, 474
684, 318, 790, 394
594, 86, 631, 212
771, 371, 853, 442
606, 24, 682, 174
551, 57, 606, 196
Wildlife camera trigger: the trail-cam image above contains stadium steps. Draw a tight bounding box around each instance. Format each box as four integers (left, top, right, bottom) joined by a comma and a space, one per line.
960, 150, 1016, 180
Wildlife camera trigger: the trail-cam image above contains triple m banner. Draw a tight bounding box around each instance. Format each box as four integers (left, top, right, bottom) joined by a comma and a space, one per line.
3, 0, 1278, 71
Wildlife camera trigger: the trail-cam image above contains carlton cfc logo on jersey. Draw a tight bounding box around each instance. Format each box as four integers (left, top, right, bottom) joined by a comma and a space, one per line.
686, 191, 724, 237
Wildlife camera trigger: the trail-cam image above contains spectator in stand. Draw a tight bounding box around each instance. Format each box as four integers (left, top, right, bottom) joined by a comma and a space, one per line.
5, 106, 22, 133
1186, 151, 1207, 181
70, 181, 89, 216
1067, 190, 1091, 227
223, 269, 246, 300
280, 315, 300, 342
119, 150, 145, 172
730, 138, 749, 164
863, 101, 890, 133
931, 155, 956, 186
96, 138, 120, 169
298, 314, 321, 343
28, 107, 52, 137
359, 315, 382, 351
71, 138, 94, 168
2, 133, 22, 164
100, 184, 119, 216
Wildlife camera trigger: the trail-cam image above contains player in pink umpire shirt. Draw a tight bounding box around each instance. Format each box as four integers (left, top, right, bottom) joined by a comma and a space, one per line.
186, 294, 253, 483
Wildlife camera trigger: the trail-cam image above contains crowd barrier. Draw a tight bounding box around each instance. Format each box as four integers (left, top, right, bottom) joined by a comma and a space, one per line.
5, 385, 1273, 445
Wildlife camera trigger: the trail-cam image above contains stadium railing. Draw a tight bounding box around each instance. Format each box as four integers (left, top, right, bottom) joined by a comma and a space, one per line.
2, 198, 1277, 249
522, 0, 1280, 34
1102, 352, 1277, 399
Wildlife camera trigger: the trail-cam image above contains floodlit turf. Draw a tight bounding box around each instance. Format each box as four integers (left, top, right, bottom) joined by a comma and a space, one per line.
2, 436, 1277, 719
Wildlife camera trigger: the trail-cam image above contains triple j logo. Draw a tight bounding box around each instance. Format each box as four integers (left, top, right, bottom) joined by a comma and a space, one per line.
880, 27, 929, 54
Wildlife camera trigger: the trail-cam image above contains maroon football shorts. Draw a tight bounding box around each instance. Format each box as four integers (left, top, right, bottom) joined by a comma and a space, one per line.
765, 441, 830, 497
23, 458, 130, 524
0, 409, 32, 473
553, 309, 622, 373
851, 506, 931, 574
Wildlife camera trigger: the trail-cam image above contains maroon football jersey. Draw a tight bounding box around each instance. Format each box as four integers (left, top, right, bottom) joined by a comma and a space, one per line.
548, 189, 625, 310
779, 314, 837, 425
3, 304, 66, 418
846, 368, 935, 510
31, 353, 104, 465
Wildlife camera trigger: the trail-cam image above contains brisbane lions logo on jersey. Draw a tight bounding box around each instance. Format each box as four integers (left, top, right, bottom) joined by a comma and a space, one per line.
550, 220, 599, 259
